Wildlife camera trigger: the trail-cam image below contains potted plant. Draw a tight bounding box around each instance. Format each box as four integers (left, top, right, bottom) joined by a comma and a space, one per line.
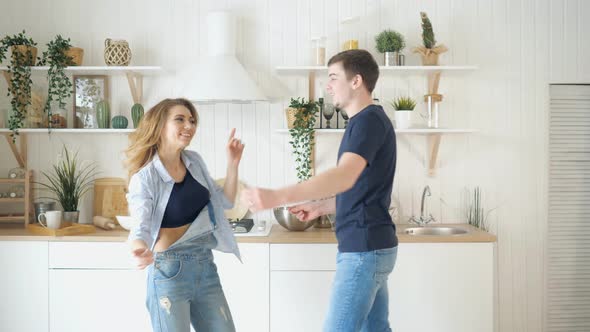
37, 145, 99, 223
412, 12, 448, 65
375, 29, 406, 66
286, 97, 318, 182
0, 30, 38, 139
464, 187, 497, 232
390, 96, 416, 129
38, 35, 79, 128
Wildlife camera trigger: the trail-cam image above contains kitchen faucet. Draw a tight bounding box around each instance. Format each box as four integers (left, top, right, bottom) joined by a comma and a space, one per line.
409, 185, 435, 226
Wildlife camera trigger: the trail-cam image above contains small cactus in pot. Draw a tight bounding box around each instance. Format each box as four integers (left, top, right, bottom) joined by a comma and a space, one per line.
131, 103, 144, 128
112, 115, 128, 129
96, 100, 110, 128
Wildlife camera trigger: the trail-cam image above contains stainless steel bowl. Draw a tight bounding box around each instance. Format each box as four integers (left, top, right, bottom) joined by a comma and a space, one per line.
273, 206, 316, 231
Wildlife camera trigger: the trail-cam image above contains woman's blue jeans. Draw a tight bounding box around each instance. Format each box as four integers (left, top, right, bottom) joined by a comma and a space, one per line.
146, 234, 235, 332
323, 246, 398, 332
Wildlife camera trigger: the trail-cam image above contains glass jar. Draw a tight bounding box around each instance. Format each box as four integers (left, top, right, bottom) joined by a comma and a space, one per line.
341, 17, 360, 51
311, 37, 326, 66
426, 94, 442, 128
50, 104, 68, 128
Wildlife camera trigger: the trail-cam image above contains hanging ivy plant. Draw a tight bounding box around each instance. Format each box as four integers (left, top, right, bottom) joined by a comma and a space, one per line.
0, 30, 37, 140
38, 35, 75, 128
288, 97, 318, 182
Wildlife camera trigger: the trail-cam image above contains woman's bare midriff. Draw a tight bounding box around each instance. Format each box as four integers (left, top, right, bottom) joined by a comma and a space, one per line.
153, 224, 191, 252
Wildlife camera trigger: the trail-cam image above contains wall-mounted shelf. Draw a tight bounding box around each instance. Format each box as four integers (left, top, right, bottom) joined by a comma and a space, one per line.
0, 178, 26, 183
275, 65, 478, 177
275, 128, 476, 134
0, 65, 162, 75
276, 65, 478, 75
1, 65, 162, 106
0, 170, 33, 226
0, 215, 26, 222
275, 128, 476, 176
0, 129, 135, 134
0, 198, 25, 203
275, 65, 478, 101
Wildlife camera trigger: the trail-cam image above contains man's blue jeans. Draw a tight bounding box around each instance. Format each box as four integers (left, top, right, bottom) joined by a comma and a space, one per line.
323, 246, 398, 332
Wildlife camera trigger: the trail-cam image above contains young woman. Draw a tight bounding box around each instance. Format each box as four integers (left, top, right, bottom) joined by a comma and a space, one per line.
125, 98, 244, 332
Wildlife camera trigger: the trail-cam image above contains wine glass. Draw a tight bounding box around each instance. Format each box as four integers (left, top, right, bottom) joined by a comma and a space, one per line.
341, 109, 349, 128
323, 104, 335, 129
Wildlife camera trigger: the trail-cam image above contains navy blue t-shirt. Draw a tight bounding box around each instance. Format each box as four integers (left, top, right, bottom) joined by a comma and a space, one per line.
335, 104, 398, 252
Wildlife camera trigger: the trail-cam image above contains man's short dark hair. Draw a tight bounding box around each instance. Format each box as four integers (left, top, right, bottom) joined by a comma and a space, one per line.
328, 49, 379, 93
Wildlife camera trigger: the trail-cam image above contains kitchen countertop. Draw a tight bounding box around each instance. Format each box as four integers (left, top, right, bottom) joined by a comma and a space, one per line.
0, 223, 496, 243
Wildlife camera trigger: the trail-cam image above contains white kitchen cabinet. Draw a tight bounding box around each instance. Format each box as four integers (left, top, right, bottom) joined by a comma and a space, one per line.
269, 244, 336, 332
269, 242, 494, 332
0, 241, 49, 332
48, 241, 269, 332
214, 243, 270, 332
49, 269, 151, 332
390, 243, 494, 332
48, 242, 151, 332
270, 271, 335, 332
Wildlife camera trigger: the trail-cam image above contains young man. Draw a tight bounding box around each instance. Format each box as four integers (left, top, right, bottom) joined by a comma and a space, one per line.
242, 49, 398, 332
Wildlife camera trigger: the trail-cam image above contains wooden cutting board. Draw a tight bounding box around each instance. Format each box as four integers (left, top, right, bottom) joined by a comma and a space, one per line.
93, 177, 128, 221
26, 222, 96, 236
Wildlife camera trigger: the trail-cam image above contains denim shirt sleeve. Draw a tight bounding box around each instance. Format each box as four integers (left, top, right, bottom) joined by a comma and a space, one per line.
126, 172, 154, 245
190, 151, 234, 210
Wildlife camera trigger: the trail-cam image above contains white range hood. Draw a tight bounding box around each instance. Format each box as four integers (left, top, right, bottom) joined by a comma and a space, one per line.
180, 11, 266, 103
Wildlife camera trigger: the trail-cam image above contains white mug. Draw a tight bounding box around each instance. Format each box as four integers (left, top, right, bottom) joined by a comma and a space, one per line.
38, 211, 62, 229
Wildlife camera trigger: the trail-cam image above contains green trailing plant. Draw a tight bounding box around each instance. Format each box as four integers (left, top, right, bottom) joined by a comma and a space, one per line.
288, 97, 318, 182
0, 30, 37, 140
375, 30, 406, 53
390, 96, 416, 111
465, 187, 496, 232
38, 35, 75, 127
37, 145, 99, 212
420, 12, 436, 49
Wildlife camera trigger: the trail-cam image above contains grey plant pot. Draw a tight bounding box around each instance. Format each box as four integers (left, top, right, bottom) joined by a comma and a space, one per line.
384, 52, 399, 66
63, 211, 80, 223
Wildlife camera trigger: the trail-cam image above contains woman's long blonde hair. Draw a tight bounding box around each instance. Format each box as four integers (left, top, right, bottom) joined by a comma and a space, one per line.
124, 98, 199, 179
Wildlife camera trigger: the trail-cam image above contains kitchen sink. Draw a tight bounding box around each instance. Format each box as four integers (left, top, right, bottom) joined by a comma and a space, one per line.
404, 227, 468, 236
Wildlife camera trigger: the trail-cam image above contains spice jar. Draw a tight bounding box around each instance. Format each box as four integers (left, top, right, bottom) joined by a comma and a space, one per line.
311, 37, 326, 66
341, 17, 360, 51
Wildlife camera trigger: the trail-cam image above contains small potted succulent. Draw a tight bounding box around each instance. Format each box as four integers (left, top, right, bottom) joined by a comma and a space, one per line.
412, 12, 448, 65
0, 30, 38, 139
390, 96, 416, 129
375, 29, 406, 66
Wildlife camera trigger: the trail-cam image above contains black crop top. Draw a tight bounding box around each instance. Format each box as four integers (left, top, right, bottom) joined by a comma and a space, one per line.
161, 171, 210, 228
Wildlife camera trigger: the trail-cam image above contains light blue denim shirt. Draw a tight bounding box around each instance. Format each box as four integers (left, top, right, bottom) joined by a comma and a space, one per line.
126, 149, 240, 260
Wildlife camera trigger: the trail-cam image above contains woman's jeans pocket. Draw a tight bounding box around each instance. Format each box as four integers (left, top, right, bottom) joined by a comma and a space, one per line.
153, 258, 183, 282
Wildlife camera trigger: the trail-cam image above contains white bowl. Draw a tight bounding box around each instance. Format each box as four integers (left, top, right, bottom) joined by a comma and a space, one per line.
116, 216, 139, 230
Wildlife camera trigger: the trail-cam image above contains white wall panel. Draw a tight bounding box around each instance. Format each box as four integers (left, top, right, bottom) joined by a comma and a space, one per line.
1, 0, 585, 330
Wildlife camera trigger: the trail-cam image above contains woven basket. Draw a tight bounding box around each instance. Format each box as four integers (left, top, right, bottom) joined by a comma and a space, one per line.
65, 47, 84, 66
285, 108, 312, 129
11, 46, 37, 66
104, 39, 131, 66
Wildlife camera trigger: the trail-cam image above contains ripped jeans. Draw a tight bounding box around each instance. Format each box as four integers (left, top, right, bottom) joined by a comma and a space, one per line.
146, 233, 235, 332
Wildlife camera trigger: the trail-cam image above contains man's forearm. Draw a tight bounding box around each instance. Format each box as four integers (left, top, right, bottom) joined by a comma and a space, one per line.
319, 197, 336, 215
279, 167, 354, 206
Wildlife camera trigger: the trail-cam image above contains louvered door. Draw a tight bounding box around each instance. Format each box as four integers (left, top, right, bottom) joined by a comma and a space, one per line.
547, 84, 590, 332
